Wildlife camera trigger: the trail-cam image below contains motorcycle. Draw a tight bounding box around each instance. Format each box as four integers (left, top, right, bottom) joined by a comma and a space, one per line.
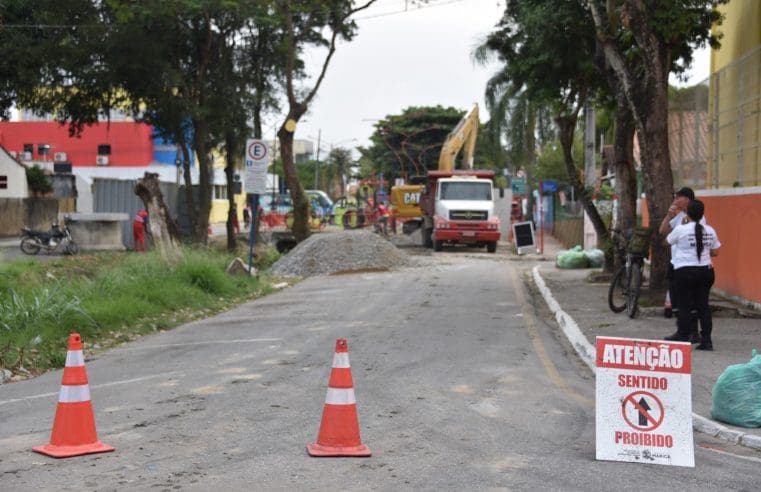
20, 216, 79, 256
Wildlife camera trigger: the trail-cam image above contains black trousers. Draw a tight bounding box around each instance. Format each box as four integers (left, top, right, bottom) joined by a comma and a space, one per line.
674, 266, 715, 341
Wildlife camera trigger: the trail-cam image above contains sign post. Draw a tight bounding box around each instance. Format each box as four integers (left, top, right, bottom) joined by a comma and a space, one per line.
595, 336, 694, 467
244, 139, 269, 273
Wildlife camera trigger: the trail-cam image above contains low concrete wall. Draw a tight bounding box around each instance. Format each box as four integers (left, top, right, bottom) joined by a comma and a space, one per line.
66, 213, 130, 251
0, 198, 59, 237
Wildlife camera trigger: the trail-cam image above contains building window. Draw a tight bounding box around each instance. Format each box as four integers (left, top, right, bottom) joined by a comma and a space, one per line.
0, 175, 7, 189
23, 143, 33, 153
98, 144, 112, 155
214, 185, 227, 200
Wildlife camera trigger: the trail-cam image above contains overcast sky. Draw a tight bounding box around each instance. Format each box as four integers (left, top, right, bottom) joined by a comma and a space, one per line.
267, 0, 710, 155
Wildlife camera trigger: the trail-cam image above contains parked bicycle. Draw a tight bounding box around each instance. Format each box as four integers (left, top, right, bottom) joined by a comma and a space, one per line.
607, 227, 652, 318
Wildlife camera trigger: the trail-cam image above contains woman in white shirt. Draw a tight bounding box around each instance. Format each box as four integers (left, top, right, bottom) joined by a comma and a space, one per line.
665, 200, 721, 350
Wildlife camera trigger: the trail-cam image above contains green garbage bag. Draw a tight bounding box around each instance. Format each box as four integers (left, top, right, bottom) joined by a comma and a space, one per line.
556, 245, 589, 269
584, 248, 605, 268
711, 349, 761, 428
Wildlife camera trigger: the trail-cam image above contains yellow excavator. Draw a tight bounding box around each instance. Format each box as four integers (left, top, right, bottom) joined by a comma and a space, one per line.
389, 104, 480, 234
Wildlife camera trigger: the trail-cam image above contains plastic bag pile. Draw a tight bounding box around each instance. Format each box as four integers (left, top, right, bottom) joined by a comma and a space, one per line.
556, 245, 604, 269
711, 349, 761, 428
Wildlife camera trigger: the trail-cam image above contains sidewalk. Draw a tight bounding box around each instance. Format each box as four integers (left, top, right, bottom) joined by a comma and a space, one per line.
531, 234, 761, 451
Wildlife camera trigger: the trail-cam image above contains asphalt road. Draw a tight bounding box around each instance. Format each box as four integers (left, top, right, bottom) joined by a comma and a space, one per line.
1, 249, 759, 491
0, 242, 64, 263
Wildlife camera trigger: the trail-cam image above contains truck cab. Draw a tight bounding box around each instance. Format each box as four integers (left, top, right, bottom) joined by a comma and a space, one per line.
420, 170, 500, 252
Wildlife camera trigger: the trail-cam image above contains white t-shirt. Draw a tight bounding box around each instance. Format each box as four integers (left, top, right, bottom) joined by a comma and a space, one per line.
667, 221, 720, 269
669, 212, 706, 265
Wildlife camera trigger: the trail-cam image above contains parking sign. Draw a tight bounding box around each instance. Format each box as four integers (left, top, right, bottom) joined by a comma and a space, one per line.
245, 139, 269, 194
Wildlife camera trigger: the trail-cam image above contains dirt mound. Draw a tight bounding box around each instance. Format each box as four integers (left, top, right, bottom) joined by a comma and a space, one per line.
269, 230, 408, 278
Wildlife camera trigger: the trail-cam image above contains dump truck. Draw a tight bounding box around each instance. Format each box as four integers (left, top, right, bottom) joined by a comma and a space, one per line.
419, 169, 500, 252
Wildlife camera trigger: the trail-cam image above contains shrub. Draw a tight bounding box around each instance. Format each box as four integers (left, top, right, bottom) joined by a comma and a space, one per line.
25, 165, 53, 194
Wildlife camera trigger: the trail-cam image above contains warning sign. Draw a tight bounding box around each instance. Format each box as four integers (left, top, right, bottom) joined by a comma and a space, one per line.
244, 139, 269, 194
595, 336, 694, 468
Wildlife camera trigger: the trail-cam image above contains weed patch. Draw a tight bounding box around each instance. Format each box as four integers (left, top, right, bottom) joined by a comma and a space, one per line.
0, 245, 280, 378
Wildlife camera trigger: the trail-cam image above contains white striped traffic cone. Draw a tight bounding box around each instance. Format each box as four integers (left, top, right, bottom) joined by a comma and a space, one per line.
33, 333, 114, 458
307, 338, 371, 457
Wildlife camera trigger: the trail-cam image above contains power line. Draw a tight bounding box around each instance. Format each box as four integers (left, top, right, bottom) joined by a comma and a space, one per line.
354, 0, 471, 21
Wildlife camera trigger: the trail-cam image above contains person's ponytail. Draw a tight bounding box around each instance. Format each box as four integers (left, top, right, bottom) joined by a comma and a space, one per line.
687, 200, 706, 261
695, 222, 704, 260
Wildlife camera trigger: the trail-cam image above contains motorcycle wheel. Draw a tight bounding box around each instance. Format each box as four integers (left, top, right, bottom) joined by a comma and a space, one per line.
20, 237, 41, 255
65, 240, 80, 256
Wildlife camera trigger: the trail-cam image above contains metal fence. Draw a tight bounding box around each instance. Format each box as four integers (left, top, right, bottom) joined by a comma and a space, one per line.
93, 178, 179, 248
711, 45, 761, 187
671, 45, 761, 188
669, 79, 710, 189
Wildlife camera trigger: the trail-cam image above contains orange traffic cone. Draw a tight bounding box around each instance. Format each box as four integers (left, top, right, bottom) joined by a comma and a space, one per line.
307, 338, 371, 457
33, 333, 114, 458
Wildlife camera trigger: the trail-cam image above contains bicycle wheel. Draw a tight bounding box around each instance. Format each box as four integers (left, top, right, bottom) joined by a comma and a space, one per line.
607, 266, 628, 313
627, 262, 642, 318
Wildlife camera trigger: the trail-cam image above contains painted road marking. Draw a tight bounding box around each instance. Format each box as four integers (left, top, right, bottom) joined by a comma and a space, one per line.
509, 266, 593, 406
0, 372, 184, 407
109, 337, 283, 351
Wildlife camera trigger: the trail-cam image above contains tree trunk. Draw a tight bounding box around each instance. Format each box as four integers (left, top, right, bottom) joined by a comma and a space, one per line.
135, 172, 182, 263
636, 87, 673, 301
193, 119, 212, 245
277, 113, 310, 242
611, 95, 637, 272
587, 0, 674, 298
224, 133, 238, 252
555, 114, 610, 264
176, 128, 196, 240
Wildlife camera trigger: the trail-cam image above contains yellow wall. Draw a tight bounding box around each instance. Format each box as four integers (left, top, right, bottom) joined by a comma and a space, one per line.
208, 151, 247, 224
209, 194, 247, 223
707, 0, 761, 188
711, 0, 761, 72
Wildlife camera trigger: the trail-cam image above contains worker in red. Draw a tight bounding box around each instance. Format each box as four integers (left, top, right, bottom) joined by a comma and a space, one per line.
376, 201, 390, 235
133, 209, 149, 252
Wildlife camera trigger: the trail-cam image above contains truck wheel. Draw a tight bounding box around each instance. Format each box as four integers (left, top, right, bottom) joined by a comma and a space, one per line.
486, 241, 497, 253
433, 238, 443, 252
422, 227, 433, 248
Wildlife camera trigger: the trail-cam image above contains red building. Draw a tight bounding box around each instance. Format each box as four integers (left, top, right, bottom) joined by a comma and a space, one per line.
0, 121, 155, 168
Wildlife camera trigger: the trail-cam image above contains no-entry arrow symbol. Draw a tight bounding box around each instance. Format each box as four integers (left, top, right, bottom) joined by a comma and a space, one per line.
637, 397, 652, 426
621, 390, 664, 432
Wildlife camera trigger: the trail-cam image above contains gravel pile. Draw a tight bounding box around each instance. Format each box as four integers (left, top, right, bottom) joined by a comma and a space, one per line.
269, 230, 409, 278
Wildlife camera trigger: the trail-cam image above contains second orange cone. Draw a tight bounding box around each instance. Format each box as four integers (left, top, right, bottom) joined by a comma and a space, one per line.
307, 338, 371, 457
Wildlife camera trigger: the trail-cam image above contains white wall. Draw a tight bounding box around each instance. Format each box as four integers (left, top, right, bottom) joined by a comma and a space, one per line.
0, 150, 29, 198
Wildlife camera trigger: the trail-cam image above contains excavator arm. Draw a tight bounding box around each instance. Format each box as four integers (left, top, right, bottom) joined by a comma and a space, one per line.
437, 104, 479, 171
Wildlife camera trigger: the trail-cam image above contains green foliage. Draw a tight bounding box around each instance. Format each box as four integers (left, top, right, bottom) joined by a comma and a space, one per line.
25, 166, 52, 194
177, 258, 234, 296
359, 105, 493, 181
0, 247, 274, 374
534, 138, 583, 185
483, 0, 600, 107
0, 285, 94, 334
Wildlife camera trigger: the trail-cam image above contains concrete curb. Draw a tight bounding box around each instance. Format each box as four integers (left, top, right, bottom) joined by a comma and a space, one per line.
531, 266, 596, 373
531, 265, 761, 452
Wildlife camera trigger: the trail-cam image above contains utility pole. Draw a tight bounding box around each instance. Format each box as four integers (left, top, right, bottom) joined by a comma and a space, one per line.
314, 129, 321, 189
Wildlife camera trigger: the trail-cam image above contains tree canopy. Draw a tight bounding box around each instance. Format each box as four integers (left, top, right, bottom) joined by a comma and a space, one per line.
358, 105, 496, 183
